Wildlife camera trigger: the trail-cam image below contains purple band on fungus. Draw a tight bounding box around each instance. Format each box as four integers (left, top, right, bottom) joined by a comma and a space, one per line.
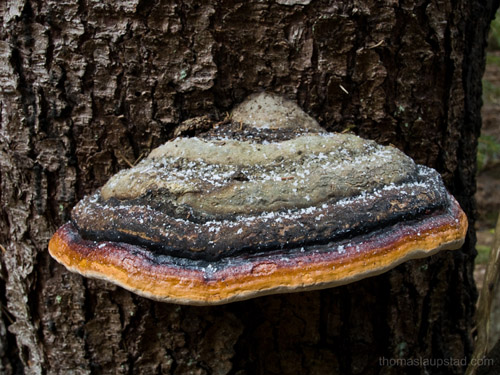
48, 93, 468, 305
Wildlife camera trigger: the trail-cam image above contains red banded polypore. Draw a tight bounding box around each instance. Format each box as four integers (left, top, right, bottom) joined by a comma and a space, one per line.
49, 93, 468, 305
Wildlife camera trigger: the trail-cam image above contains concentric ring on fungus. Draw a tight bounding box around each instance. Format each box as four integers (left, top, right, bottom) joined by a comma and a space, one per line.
49, 93, 468, 305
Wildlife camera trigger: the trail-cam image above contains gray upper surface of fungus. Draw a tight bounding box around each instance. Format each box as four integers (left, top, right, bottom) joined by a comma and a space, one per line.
100, 133, 416, 216
230, 92, 323, 131
100, 93, 416, 216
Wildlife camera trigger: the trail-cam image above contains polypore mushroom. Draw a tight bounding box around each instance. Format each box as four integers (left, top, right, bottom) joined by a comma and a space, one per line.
48, 93, 468, 305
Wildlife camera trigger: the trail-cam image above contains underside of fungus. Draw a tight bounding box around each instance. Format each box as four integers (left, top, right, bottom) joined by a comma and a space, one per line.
49, 93, 468, 305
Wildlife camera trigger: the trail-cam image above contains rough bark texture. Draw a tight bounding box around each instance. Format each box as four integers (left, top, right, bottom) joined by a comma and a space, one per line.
0, 0, 497, 374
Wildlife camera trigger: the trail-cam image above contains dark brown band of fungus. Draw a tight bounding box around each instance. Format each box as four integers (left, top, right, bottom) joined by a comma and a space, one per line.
48, 93, 469, 305
49, 196, 467, 305
72, 165, 450, 261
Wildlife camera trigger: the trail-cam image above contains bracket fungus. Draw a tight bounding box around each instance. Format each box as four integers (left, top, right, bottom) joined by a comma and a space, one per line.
49, 93, 468, 305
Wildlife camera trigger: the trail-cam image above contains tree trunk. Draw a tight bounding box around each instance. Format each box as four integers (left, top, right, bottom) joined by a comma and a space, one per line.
0, 1, 497, 374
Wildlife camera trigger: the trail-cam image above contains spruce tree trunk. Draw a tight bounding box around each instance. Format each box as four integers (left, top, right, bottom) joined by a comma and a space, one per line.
0, 1, 498, 374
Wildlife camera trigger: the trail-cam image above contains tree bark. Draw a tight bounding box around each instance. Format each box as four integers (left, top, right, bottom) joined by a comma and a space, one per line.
0, 0, 497, 374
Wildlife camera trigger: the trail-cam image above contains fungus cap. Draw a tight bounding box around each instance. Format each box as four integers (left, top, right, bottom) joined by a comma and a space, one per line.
49, 93, 468, 305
